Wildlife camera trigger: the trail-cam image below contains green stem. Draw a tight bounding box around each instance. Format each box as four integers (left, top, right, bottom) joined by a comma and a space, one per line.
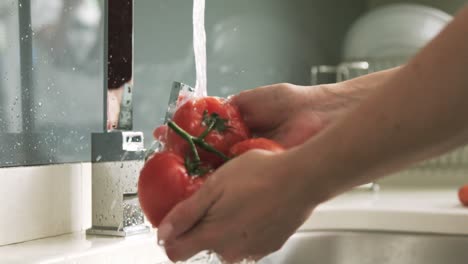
167, 121, 200, 164
199, 119, 216, 139
193, 138, 230, 161
167, 121, 230, 162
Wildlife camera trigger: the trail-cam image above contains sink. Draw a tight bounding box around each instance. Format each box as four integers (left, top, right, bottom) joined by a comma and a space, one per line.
259, 231, 468, 264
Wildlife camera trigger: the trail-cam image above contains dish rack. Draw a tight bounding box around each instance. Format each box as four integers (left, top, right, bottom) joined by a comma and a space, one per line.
311, 57, 468, 178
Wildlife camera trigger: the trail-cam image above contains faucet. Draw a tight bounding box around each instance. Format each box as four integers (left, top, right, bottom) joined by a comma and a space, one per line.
86, 0, 150, 237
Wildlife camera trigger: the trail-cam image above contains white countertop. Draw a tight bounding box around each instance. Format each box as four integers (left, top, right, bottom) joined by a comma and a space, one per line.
1, 188, 467, 263
0, 231, 169, 264
302, 188, 468, 235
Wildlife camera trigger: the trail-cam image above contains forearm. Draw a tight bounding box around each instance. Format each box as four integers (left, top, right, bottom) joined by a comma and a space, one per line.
307, 67, 400, 124
291, 6, 468, 201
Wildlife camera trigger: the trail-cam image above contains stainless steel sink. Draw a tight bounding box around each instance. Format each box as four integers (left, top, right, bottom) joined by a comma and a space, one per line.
259, 231, 468, 264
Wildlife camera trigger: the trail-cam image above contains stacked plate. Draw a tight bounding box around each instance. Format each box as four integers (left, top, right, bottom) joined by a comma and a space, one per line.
342, 3, 452, 61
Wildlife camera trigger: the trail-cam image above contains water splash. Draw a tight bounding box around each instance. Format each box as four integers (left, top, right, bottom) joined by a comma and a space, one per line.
193, 0, 207, 97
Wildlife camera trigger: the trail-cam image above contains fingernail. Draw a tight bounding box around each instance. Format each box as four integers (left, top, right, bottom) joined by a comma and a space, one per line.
158, 222, 173, 243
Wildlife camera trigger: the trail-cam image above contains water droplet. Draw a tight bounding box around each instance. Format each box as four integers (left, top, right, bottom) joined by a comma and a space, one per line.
96, 155, 102, 162
79, 136, 85, 140
38, 102, 42, 107
19, 3, 22, 7
72, 67, 76, 71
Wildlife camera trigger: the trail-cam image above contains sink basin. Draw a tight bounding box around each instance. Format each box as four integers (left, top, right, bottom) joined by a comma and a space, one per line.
259, 231, 468, 264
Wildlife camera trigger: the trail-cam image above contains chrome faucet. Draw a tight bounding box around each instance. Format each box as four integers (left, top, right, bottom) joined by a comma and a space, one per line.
86, 0, 150, 237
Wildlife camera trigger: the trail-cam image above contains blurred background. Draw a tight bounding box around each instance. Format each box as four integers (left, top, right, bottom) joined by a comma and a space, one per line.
0, 0, 466, 167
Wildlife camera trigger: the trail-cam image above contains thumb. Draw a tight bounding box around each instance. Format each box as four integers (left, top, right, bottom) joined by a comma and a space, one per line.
157, 179, 221, 245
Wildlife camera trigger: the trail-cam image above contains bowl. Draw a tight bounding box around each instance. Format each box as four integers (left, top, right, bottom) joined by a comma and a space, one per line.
342, 3, 452, 60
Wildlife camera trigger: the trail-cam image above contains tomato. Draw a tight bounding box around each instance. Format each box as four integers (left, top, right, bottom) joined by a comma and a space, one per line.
459, 185, 468, 207
138, 151, 205, 227
229, 138, 284, 157
167, 96, 250, 168
153, 125, 168, 143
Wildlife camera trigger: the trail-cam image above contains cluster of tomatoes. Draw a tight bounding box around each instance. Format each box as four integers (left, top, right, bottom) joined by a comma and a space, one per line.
138, 96, 284, 227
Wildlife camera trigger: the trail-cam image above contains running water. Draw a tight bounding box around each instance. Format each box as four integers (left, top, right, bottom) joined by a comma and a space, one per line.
193, 0, 207, 97
169, 1, 256, 263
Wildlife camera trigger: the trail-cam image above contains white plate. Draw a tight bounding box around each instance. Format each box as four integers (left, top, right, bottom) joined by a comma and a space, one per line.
342, 4, 452, 60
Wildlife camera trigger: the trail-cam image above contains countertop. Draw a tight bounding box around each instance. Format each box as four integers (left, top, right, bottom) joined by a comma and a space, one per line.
0, 231, 168, 264
1, 188, 467, 263
302, 188, 468, 235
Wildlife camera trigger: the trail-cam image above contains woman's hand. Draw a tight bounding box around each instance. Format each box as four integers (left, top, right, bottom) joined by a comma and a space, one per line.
157, 149, 317, 262
231, 82, 367, 148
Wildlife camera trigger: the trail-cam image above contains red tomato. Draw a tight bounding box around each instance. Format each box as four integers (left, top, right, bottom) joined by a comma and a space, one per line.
229, 138, 284, 157
153, 125, 168, 143
167, 96, 250, 167
138, 151, 205, 227
459, 185, 468, 207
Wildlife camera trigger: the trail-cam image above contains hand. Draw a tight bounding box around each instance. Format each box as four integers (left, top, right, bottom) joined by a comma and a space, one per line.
157, 149, 316, 262
231, 83, 362, 148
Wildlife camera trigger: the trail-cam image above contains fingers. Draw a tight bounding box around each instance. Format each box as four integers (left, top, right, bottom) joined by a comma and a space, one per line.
157, 178, 221, 244
164, 223, 259, 263
164, 224, 215, 262
231, 85, 274, 128
231, 83, 296, 132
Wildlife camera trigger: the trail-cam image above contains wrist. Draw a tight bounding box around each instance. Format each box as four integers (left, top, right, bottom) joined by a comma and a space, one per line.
302, 83, 366, 125
281, 132, 372, 205
279, 143, 338, 206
